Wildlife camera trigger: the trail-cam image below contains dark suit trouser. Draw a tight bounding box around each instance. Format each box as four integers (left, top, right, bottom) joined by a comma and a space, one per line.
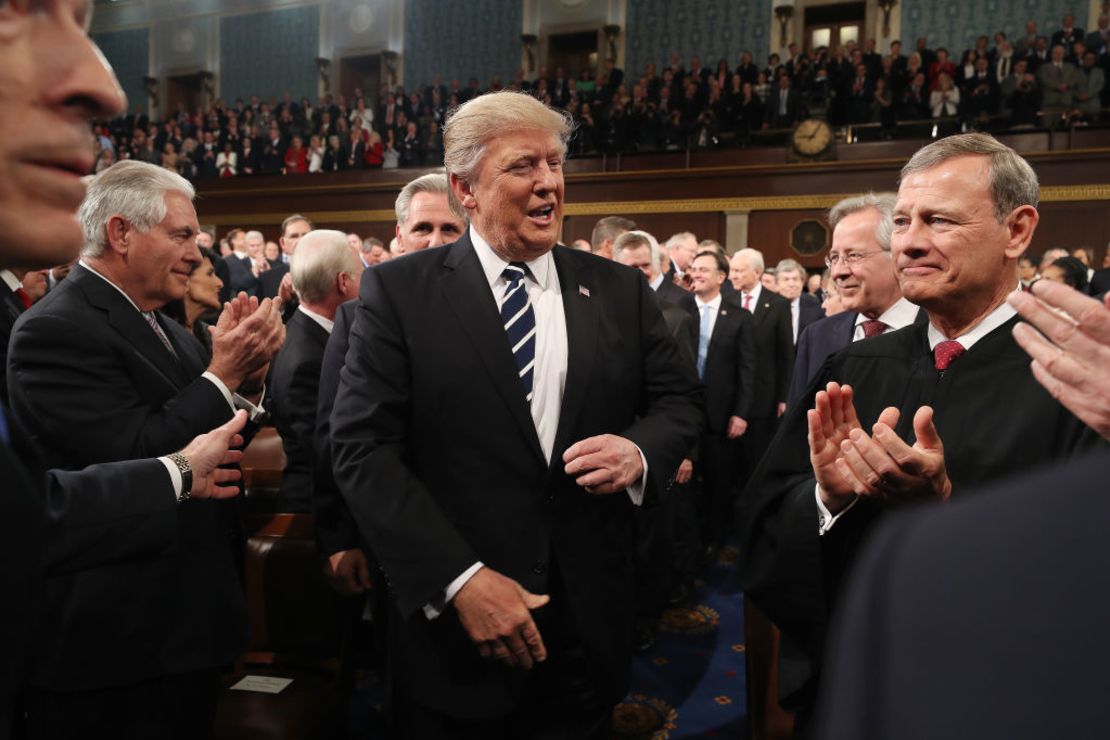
742, 416, 780, 488
24, 668, 220, 740
699, 433, 743, 550
633, 493, 674, 621
389, 564, 613, 740
670, 477, 701, 586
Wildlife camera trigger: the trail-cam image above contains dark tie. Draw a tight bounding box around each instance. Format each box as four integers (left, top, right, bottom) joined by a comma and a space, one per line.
933, 340, 965, 371
861, 319, 887, 338
501, 263, 536, 402
143, 311, 179, 359
0, 403, 9, 446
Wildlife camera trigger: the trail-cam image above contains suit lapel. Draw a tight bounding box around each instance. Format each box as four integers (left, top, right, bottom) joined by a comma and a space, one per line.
440, 237, 546, 465
72, 265, 190, 390
708, 300, 735, 356
549, 248, 598, 469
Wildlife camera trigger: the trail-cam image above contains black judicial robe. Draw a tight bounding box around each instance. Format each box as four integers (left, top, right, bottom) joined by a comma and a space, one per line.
739, 315, 1106, 713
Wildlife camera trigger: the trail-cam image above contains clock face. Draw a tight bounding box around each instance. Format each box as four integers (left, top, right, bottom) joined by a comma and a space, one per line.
793, 119, 832, 156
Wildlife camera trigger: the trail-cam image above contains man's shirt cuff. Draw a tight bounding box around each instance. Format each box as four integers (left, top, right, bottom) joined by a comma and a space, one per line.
201, 372, 267, 422
816, 484, 858, 535
626, 446, 649, 506
158, 456, 185, 501
423, 561, 484, 620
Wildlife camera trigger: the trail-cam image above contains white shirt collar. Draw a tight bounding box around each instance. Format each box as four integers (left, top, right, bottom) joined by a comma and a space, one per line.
0, 270, 20, 292
298, 303, 335, 334
695, 292, 722, 311
649, 273, 664, 291
470, 226, 555, 293
744, 282, 763, 304
855, 296, 919, 330
78, 259, 143, 313
926, 293, 1018, 351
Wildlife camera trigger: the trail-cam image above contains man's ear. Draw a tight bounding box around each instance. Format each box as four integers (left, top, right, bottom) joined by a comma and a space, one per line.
449, 173, 476, 210
105, 215, 131, 256
1004, 205, 1039, 259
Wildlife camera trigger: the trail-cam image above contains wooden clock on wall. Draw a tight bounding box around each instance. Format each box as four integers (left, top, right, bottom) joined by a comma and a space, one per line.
788, 119, 837, 162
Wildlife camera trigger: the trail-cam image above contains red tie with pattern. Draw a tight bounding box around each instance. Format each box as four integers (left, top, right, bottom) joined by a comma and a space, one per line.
743, 293, 753, 312
860, 319, 886, 338
933, 340, 965, 372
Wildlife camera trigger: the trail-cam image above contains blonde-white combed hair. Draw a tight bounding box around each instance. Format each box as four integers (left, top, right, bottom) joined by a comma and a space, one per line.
443, 91, 573, 207
79, 160, 195, 258
612, 230, 660, 267
828, 192, 898, 252
900, 132, 1039, 222
732, 248, 765, 273
290, 229, 360, 304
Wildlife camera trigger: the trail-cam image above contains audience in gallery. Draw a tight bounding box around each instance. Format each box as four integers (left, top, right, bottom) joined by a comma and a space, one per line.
91, 12, 1110, 180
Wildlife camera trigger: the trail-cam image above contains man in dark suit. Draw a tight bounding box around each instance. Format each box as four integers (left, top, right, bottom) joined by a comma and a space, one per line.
313, 172, 467, 593
259, 215, 312, 300
685, 250, 756, 558
789, 193, 925, 406
612, 229, 698, 645
765, 73, 803, 128
8, 160, 286, 739
776, 258, 825, 344
223, 227, 259, 298
740, 133, 1104, 733
819, 281, 1110, 740
330, 91, 702, 737
729, 248, 794, 473
270, 230, 362, 513
1051, 13, 1084, 50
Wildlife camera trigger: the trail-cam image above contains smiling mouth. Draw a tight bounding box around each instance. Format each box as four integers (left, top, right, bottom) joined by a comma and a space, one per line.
528, 205, 555, 222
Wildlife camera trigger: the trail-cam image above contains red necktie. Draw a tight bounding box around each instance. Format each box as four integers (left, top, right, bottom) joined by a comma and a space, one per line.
933, 340, 965, 371
15, 287, 32, 309
743, 293, 753, 312
860, 319, 886, 338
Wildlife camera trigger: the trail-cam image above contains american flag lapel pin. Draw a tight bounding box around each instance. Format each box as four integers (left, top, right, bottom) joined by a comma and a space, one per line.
579, 285, 590, 297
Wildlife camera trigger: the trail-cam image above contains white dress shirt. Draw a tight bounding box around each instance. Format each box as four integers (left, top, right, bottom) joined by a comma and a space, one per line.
298, 304, 334, 334
0, 269, 20, 292
740, 283, 762, 313
427, 228, 648, 618
649, 273, 664, 291
851, 297, 920, 341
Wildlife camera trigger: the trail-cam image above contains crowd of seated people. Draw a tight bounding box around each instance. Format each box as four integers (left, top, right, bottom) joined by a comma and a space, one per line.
90, 11, 1110, 178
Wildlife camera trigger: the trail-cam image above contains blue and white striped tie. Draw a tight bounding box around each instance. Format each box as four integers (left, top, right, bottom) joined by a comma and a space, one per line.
501, 263, 536, 402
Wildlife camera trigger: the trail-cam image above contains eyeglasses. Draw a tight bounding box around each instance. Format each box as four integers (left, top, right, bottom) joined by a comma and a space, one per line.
825, 250, 884, 268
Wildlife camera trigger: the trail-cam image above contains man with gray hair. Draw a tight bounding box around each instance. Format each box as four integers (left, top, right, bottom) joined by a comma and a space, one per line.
331, 90, 701, 736
394, 171, 467, 253
776, 258, 824, 343
270, 230, 363, 513
788, 192, 926, 405
664, 231, 698, 287
590, 215, 636, 259
729, 247, 794, 473
359, 236, 389, 267
741, 132, 1103, 731
8, 159, 286, 736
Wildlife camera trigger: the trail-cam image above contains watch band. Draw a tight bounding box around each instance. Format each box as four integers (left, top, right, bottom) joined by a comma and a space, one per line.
168, 452, 193, 502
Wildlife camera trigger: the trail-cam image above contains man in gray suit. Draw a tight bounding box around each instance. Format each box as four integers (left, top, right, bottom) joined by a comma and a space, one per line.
1075, 51, 1105, 117
1036, 44, 1079, 112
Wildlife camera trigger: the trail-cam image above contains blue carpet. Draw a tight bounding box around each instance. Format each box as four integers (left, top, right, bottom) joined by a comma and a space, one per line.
612, 545, 747, 739
345, 546, 748, 738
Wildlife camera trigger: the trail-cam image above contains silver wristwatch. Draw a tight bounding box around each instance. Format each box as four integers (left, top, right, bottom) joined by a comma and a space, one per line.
168, 452, 193, 502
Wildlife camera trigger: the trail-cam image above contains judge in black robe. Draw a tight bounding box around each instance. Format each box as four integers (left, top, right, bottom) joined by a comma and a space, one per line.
739, 314, 1104, 720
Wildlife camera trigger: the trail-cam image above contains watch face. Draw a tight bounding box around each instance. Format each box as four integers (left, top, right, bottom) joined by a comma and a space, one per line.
793, 119, 831, 155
